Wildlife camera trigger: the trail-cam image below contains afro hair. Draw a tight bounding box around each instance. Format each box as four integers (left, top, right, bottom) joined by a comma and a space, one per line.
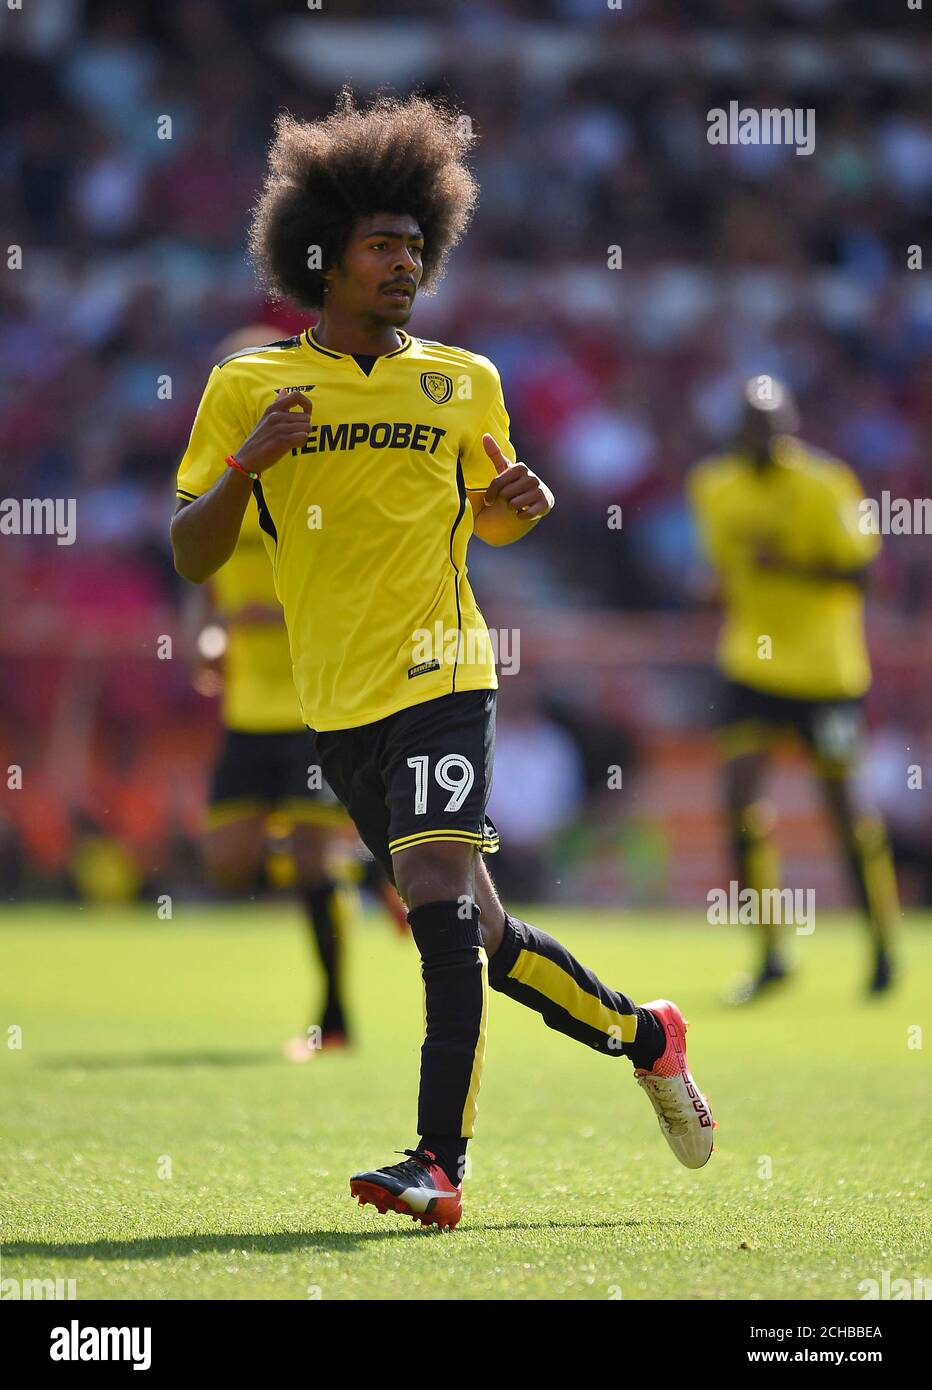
248, 88, 479, 311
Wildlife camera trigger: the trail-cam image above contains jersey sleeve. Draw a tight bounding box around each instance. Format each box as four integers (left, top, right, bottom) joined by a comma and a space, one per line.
819, 466, 882, 570
176, 366, 251, 502
460, 360, 517, 491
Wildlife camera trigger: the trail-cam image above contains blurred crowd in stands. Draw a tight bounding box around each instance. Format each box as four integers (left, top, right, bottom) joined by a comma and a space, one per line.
1, 0, 930, 902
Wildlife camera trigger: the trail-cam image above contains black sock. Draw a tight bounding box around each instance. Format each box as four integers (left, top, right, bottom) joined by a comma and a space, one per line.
759, 949, 787, 979
407, 900, 487, 1149
627, 1008, 667, 1071
303, 880, 347, 1038
488, 913, 664, 1066
417, 1135, 467, 1187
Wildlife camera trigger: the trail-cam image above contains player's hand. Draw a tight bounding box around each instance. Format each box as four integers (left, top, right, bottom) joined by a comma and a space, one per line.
481, 435, 554, 519
192, 656, 224, 699
235, 390, 313, 475
192, 623, 227, 698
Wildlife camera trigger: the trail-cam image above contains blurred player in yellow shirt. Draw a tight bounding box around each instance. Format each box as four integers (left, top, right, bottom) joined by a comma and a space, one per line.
688, 376, 899, 1000
187, 327, 406, 1060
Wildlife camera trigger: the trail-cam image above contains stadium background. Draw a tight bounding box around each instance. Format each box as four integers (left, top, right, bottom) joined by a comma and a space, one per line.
2, 0, 931, 912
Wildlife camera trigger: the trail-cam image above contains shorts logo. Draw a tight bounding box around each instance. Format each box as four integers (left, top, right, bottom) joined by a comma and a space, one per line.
420, 372, 453, 405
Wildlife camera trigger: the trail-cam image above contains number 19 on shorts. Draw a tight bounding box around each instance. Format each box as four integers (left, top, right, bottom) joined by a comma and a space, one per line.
407, 754, 475, 813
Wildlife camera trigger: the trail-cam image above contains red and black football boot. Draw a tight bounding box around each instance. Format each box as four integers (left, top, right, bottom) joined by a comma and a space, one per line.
350, 1149, 462, 1230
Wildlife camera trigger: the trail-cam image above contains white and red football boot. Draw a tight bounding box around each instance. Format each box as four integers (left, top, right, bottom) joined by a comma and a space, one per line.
350, 1149, 462, 1230
634, 999, 716, 1169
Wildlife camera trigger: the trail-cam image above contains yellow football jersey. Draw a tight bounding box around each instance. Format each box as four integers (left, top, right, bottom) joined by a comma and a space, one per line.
688, 436, 881, 699
177, 328, 512, 731
209, 502, 303, 733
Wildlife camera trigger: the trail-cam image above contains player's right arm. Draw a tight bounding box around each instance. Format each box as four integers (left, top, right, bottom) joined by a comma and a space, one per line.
685, 464, 728, 582
171, 373, 312, 584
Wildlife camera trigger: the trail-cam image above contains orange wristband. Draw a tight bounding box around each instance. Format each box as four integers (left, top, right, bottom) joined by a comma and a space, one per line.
225, 454, 258, 481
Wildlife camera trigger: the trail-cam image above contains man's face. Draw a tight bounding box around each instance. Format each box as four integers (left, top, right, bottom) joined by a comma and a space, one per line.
324, 212, 424, 326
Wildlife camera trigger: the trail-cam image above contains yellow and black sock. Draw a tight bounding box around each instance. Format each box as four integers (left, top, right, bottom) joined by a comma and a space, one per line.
408, 899, 487, 1181
730, 800, 782, 968
842, 814, 899, 954
487, 914, 664, 1069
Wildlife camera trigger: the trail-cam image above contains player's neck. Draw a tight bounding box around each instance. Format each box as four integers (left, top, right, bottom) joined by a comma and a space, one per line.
743, 445, 776, 470
313, 310, 403, 358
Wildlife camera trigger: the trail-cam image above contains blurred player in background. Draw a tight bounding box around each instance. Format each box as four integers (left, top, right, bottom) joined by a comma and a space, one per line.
186, 327, 407, 1060
688, 376, 900, 1002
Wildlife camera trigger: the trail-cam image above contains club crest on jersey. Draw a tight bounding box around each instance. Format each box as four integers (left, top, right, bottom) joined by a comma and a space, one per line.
420, 372, 453, 405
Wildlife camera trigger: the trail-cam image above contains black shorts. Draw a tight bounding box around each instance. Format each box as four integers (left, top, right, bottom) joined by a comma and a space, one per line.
311, 689, 500, 881
206, 729, 345, 828
716, 679, 865, 765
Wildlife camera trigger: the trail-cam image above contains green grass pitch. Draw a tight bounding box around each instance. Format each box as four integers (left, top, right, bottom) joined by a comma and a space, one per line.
1, 904, 929, 1301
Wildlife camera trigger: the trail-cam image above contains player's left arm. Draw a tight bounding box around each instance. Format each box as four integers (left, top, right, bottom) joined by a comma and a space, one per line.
753, 533, 875, 585
755, 466, 880, 586
754, 548, 871, 586
470, 434, 554, 546
461, 360, 554, 546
